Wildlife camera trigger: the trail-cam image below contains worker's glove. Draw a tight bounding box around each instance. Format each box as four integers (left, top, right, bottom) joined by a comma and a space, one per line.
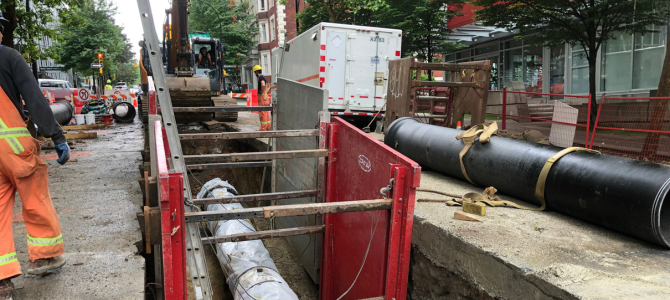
55, 142, 70, 165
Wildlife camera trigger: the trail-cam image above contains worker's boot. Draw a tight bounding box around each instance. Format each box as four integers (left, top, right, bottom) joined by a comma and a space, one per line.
0, 279, 14, 300
27, 256, 66, 275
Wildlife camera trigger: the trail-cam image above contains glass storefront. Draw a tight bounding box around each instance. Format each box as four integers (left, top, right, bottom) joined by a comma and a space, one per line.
444, 23, 667, 95
550, 45, 565, 94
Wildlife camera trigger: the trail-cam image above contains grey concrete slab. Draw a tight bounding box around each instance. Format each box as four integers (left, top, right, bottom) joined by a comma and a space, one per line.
412, 170, 670, 300
11, 121, 145, 300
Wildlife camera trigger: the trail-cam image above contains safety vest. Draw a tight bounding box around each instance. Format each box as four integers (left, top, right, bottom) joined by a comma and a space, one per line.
0, 83, 32, 154
105, 84, 113, 90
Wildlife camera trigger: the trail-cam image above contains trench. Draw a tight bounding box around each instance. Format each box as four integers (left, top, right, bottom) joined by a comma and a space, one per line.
178, 124, 319, 300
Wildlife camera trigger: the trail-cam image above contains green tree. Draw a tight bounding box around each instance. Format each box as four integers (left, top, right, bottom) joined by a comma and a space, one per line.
473, 0, 670, 123
58, 0, 126, 77
189, 0, 256, 66
378, 0, 464, 66
296, 0, 387, 33
115, 62, 140, 85
0, 0, 82, 61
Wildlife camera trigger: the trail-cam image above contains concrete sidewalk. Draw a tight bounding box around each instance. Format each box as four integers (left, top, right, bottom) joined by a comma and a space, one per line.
11, 121, 145, 299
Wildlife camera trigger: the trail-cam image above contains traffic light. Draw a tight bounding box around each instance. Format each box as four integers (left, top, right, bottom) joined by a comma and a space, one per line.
133, 62, 138, 68
97, 53, 103, 60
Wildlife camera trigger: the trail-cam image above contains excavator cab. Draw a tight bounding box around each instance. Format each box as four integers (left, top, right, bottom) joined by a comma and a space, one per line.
192, 37, 225, 95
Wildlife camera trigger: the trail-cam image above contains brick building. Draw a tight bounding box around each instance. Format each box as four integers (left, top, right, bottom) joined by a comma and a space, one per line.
240, 0, 308, 89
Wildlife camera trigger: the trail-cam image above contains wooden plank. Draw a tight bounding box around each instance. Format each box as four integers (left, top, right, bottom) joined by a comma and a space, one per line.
201, 225, 325, 245
412, 81, 480, 88
187, 161, 272, 170
179, 129, 320, 140
184, 149, 329, 164
171, 106, 272, 112
411, 61, 492, 71
61, 124, 107, 130
192, 190, 319, 205
185, 199, 392, 222
37, 131, 97, 141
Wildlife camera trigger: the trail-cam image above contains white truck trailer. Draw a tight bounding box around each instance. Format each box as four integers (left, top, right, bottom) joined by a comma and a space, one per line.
271, 22, 402, 125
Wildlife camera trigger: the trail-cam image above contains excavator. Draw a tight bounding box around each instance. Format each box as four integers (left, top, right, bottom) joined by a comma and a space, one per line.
138, 0, 236, 123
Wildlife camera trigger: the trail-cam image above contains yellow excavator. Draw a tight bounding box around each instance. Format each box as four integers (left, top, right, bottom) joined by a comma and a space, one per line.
139, 0, 236, 123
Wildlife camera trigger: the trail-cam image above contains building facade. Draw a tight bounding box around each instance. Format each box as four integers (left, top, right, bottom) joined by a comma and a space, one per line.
240, 0, 307, 89
444, 4, 668, 97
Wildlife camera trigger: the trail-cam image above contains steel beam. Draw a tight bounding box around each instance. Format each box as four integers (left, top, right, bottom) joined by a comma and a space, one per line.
135, 0, 212, 298
201, 225, 325, 245
172, 106, 272, 112
185, 199, 393, 222
184, 149, 329, 164
179, 129, 320, 140
192, 190, 319, 205
186, 161, 272, 170
411, 61, 492, 71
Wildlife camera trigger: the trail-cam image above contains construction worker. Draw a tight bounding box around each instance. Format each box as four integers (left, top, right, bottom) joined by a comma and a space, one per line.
105, 79, 113, 91
253, 65, 271, 131
0, 12, 69, 300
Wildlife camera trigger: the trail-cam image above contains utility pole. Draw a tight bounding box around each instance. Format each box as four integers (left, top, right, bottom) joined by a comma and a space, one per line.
26, 0, 38, 81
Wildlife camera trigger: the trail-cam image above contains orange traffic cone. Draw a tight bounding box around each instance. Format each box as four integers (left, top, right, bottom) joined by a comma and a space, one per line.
457, 121, 462, 130
132, 98, 138, 107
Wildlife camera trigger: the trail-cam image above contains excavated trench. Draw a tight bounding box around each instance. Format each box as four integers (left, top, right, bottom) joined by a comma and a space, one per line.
179, 124, 319, 300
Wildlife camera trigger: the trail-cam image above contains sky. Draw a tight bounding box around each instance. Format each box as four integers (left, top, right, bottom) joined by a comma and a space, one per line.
111, 0, 171, 59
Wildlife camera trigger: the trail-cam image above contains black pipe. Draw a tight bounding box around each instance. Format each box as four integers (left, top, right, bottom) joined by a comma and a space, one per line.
50, 100, 73, 125
385, 118, 670, 248
111, 102, 137, 123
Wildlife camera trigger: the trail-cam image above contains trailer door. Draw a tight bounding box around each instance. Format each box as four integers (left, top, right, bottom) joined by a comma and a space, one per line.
347, 33, 389, 112
326, 31, 346, 105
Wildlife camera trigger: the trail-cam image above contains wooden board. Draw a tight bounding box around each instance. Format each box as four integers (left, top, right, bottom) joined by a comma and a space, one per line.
37, 131, 97, 141
384, 58, 414, 131
61, 124, 107, 130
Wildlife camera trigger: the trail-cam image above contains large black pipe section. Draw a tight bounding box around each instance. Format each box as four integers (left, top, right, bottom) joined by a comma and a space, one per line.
385, 118, 670, 248
50, 100, 73, 125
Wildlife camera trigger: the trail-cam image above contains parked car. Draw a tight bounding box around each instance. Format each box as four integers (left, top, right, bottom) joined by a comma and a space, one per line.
114, 82, 129, 90
39, 79, 77, 102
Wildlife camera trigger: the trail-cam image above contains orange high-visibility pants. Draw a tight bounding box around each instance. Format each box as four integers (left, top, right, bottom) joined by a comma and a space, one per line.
0, 87, 63, 280
258, 93, 271, 131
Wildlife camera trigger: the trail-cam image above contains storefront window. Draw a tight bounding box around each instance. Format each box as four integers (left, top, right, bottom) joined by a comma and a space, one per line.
633, 25, 665, 89
571, 46, 589, 94
475, 42, 499, 56
601, 32, 633, 92
550, 45, 565, 94
523, 46, 543, 92
503, 39, 522, 49
502, 48, 523, 85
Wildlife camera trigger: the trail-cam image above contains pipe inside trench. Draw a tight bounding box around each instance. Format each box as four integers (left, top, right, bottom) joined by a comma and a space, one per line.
385, 117, 670, 248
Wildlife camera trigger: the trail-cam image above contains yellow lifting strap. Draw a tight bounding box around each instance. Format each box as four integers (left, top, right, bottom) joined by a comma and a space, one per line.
453, 121, 600, 211
533, 147, 600, 211
455, 122, 498, 185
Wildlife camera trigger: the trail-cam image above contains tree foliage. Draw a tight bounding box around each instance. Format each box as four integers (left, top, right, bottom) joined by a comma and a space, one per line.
115, 62, 140, 85
379, 0, 464, 62
0, 0, 82, 61
58, 0, 127, 77
473, 0, 670, 119
189, 0, 257, 66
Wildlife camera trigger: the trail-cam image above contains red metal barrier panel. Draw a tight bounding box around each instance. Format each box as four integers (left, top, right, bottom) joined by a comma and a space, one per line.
320, 117, 420, 300
590, 97, 670, 163
155, 121, 186, 299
